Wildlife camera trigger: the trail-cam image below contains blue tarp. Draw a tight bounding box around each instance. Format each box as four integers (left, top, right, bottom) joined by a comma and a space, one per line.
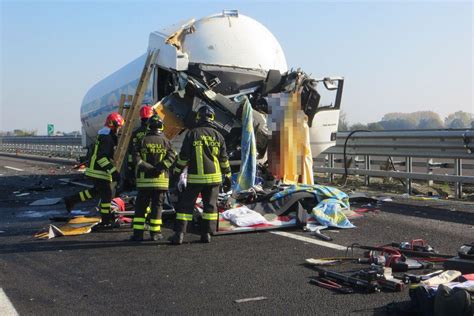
233, 96, 256, 193
270, 184, 355, 228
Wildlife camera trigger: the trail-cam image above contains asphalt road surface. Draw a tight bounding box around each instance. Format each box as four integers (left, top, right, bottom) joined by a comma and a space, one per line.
1, 154, 473, 315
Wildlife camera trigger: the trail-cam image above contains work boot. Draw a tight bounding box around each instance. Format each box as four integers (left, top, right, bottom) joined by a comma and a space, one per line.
93, 214, 113, 230
92, 222, 112, 231
64, 197, 75, 213
150, 232, 163, 241
101, 214, 111, 226
170, 232, 184, 245
200, 232, 211, 243
130, 230, 144, 242
111, 217, 122, 229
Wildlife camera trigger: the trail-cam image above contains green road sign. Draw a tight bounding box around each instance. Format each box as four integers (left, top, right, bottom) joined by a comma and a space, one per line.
47, 124, 54, 136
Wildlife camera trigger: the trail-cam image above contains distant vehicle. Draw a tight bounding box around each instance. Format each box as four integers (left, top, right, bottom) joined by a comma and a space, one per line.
80, 10, 343, 159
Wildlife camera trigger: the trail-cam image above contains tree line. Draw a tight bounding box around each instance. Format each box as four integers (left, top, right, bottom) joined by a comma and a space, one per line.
338, 110, 473, 131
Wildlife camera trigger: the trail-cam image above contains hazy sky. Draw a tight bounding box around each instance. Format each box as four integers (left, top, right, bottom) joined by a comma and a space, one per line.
1, 0, 472, 134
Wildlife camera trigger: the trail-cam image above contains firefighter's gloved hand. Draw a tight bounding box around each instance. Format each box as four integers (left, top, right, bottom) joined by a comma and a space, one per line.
177, 173, 187, 192
112, 171, 121, 183
223, 175, 232, 192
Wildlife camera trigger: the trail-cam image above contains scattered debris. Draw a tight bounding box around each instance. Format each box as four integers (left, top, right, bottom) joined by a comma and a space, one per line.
234, 296, 267, 303
29, 197, 62, 206
34, 216, 101, 239
26, 186, 53, 192
17, 210, 63, 218
15, 193, 30, 197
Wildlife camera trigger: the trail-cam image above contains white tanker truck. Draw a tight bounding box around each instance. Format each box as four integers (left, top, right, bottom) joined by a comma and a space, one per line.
80, 10, 343, 161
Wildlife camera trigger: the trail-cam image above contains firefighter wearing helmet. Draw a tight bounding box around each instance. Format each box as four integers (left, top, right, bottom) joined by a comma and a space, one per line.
63, 112, 124, 227
130, 114, 176, 241
124, 105, 155, 190
170, 105, 232, 245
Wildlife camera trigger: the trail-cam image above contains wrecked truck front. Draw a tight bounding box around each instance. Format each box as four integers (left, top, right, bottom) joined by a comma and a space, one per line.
147, 11, 344, 160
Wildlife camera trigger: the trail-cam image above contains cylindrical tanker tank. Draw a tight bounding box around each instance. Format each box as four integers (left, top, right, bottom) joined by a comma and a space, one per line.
80, 11, 288, 147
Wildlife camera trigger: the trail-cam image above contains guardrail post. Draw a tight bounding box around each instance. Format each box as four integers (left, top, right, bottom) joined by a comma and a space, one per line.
427, 158, 433, 187
329, 153, 334, 183
405, 157, 412, 194
455, 158, 463, 199
364, 155, 370, 186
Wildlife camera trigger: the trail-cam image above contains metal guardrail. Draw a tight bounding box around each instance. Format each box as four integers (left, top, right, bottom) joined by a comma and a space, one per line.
1, 130, 473, 197
0, 136, 86, 159
316, 129, 474, 198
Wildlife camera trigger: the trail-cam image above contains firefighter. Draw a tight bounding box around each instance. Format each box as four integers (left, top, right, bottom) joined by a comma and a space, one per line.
170, 105, 232, 245
124, 105, 154, 190
64, 112, 124, 226
130, 114, 176, 241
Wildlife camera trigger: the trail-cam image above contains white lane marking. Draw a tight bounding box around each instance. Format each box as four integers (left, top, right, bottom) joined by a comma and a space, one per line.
4, 166, 24, 172
0, 288, 19, 316
270, 231, 347, 251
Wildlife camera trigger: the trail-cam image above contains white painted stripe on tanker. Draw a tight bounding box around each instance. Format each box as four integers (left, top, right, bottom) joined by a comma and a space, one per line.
4, 166, 24, 172
270, 231, 346, 251
0, 288, 19, 316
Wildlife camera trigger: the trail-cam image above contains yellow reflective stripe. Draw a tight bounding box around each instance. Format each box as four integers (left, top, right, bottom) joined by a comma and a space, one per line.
97, 157, 108, 164
89, 141, 99, 170
149, 225, 161, 232
196, 145, 203, 176
133, 224, 145, 230
107, 167, 117, 174
136, 177, 169, 187
212, 146, 220, 174
79, 191, 86, 202
136, 184, 169, 188
173, 167, 182, 174
202, 213, 218, 220
84, 190, 92, 199
176, 213, 193, 221
187, 173, 222, 183
97, 158, 110, 168
220, 160, 230, 168
85, 169, 112, 181
85, 168, 110, 176
101, 203, 111, 207
100, 209, 109, 214
162, 160, 172, 168
133, 217, 146, 223
136, 179, 169, 184
150, 219, 162, 225
177, 158, 188, 166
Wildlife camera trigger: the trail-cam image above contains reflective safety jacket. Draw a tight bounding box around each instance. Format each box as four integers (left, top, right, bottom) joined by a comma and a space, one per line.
174, 125, 231, 185
127, 124, 148, 165
85, 127, 118, 181
134, 130, 176, 189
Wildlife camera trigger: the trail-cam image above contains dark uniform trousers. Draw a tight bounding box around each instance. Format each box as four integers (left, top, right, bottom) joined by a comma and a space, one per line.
175, 184, 220, 234
134, 189, 165, 234
66, 179, 115, 223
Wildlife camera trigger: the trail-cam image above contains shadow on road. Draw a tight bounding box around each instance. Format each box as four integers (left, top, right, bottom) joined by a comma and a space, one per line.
380, 201, 474, 226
